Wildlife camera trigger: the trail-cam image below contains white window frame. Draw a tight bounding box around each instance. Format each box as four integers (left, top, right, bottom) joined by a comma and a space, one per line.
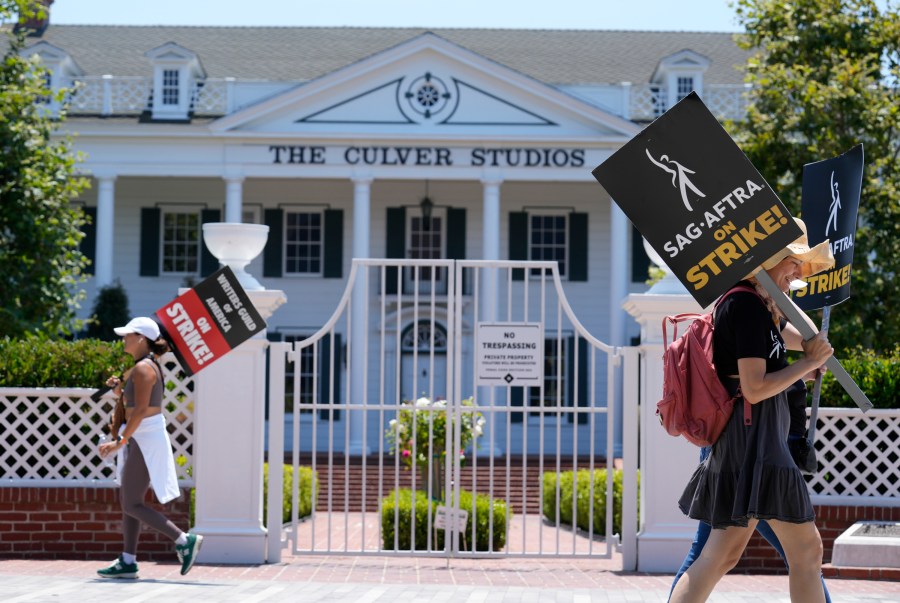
282, 332, 316, 418
241, 205, 261, 225
161, 68, 180, 106
283, 209, 324, 277
405, 207, 447, 293
676, 76, 695, 102
159, 206, 202, 276
528, 210, 569, 279
526, 336, 568, 423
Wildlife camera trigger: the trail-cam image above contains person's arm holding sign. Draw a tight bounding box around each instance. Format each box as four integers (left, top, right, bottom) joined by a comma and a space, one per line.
737, 333, 832, 404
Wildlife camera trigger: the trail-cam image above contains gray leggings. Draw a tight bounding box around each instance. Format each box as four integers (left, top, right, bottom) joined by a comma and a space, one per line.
120, 440, 181, 554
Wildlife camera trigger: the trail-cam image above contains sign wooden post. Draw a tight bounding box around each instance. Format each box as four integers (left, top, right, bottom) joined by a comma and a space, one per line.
755, 271, 871, 412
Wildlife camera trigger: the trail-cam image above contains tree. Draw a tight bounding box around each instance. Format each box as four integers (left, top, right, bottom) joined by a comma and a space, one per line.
0, 0, 90, 337
730, 0, 900, 354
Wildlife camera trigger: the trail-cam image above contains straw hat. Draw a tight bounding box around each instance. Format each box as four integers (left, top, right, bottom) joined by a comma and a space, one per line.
747, 217, 834, 279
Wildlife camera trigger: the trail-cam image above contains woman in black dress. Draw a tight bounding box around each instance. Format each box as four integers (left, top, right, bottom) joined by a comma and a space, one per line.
670, 218, 834, 603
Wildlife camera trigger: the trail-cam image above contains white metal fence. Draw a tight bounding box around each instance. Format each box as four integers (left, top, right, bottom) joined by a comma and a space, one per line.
266, 259, 640, 563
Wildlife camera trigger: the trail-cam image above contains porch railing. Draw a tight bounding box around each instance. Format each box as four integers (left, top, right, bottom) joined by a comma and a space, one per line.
61, 76, 752, 121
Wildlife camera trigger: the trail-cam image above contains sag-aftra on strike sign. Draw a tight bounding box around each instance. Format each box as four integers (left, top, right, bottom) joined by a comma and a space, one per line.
592, 92, 801, 308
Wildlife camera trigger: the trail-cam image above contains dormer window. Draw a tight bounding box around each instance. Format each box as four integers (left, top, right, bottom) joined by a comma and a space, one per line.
676, 76, 695, 102
650, 49, 711, 114
162, 69, 180, 105
19, 41, 83, 115
144, 42, 206, 122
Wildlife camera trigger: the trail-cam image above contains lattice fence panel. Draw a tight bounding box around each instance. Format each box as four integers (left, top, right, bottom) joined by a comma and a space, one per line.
109, 77, 151, 113
806, 408, 900, 500
69, 78, 104, 112
702, 85, 750, 121
0, 353, 194, 486
193, 79, 228, 115
628, 83, 663, 121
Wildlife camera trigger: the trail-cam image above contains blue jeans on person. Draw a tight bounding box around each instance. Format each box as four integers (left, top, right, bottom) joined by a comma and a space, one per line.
669, 447, 831, 602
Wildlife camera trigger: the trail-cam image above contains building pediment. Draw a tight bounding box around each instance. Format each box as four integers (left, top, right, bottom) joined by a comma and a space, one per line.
651, 49, 711, 82
210, 33, 638, 140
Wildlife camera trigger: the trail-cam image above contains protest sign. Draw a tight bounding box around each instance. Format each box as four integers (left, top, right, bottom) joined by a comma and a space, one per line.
592, 92, 801, 308
152, 266, 266, 375
792, 144, 864, 310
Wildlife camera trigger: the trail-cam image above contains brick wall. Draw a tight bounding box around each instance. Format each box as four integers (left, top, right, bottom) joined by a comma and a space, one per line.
736, 504, 900, 578
2, 487, 897, 572
0, 487, 191, 561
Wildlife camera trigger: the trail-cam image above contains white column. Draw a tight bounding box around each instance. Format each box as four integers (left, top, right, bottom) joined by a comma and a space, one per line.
480, 177, 502, 454
94, 174, 116, 287
622, 283, 704, 572
194, 289, 287, 564
609, 200, 629, 456
479, 177, 501, 322
224, 176, 244, 223
349, 176, 372, 455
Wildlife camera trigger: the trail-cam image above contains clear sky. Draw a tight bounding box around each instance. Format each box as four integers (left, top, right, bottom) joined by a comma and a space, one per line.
49, 0, 743, 31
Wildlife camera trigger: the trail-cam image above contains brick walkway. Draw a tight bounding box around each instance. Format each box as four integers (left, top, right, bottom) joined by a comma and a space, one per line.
2, 511, 899, 602
2, 555, 899, 602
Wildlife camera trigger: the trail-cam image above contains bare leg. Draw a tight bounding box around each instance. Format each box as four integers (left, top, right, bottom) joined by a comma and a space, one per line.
669, 521, 756, 603
766, 519, 825, 603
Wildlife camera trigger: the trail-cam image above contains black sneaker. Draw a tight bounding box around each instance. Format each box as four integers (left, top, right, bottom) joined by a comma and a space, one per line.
175, 533, 203, 576
97, 556, 138, 579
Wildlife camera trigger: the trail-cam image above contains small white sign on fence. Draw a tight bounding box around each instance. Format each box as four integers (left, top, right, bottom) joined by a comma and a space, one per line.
475, 322, 544, 386
434, 506, 469, 531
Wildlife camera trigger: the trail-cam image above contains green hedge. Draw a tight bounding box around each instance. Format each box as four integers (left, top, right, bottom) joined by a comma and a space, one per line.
541, 468, 639, 537
263, 463, 318, 523
381, 488, 509, 552
817, 346, 900, 409
190, 463, 318, 526
0, 336, 128, 387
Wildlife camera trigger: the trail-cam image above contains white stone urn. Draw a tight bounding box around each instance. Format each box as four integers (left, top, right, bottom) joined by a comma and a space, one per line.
202, 222, 269, 291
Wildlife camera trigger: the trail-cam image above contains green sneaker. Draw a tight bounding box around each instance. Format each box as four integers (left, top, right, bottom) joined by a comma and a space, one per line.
175, 533, 203, 576
97, 556, 138, 579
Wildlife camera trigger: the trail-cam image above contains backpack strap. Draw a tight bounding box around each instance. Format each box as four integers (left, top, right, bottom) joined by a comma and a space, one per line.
661, 312, 703, 347
715, 284, 762, 427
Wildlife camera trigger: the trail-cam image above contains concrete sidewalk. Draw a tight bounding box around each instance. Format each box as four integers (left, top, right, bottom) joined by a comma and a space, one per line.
2, 555, 899, 602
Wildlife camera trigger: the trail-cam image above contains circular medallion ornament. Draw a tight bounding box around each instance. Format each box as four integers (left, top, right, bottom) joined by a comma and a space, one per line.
404, 72, 450, 119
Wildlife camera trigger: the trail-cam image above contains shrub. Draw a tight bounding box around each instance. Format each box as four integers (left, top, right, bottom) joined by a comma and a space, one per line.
385, 396, 485, 467
380, 488, 509, 552
817, 346, 900, 409
190, 463, 318, 526
0, 336, 128, 387
541, 468, 639, 537
85, 282, 130, 341
264, 463, 318, 523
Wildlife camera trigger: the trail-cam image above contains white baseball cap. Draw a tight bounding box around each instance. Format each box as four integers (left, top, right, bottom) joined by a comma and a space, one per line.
113, 316, 160, 340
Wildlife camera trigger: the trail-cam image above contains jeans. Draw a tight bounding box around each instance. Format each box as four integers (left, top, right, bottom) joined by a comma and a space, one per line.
669, 447, 831, 602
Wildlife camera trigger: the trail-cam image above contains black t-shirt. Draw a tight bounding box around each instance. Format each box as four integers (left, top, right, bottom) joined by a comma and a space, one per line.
713, 282, 788, 382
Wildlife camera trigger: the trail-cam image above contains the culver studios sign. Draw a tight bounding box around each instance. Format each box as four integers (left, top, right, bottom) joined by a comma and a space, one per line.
266, 145, 588, 168
593, 92, 801, 308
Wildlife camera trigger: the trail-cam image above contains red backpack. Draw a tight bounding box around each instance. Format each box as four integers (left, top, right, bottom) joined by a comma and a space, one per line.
656, 285, 759, 447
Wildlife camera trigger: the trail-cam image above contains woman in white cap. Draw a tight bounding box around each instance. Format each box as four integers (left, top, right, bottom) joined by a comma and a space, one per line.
96, 317, 203, 579
671, 218, 834, 603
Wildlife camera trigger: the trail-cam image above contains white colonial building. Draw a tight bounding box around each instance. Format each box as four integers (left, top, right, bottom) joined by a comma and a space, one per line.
22, 18, 751, 458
